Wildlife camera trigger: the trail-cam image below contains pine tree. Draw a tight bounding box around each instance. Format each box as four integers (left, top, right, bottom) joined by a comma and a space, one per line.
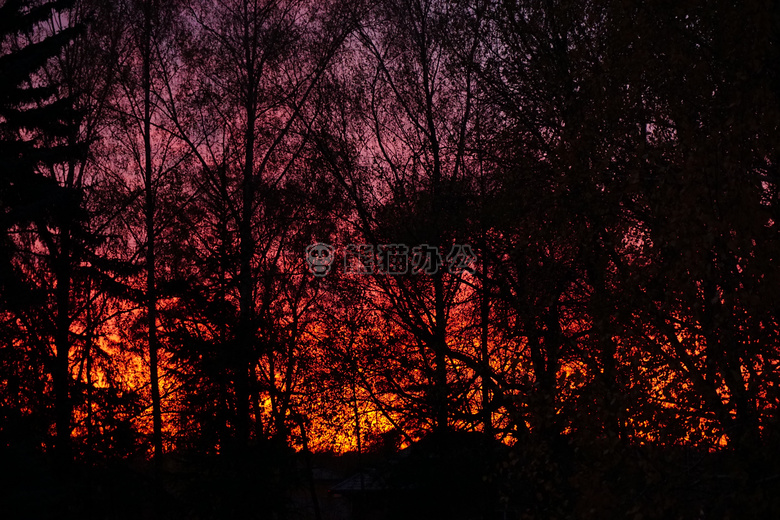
0, 0, 84, 465
0, 0, 81, 233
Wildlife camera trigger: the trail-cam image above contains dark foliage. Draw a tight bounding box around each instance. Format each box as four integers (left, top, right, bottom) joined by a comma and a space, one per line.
1, 0, 779, 518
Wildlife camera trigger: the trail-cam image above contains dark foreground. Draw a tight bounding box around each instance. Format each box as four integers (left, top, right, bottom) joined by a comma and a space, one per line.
2, 432, 779, 520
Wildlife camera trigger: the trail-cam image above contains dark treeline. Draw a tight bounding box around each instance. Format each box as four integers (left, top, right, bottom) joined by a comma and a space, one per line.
1, 0, 780, 518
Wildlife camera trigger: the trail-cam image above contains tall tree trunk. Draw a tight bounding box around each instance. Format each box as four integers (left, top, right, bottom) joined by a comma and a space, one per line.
424, 20, 448, 434
236, 54, 256, 447
480, 231, 493, 437
433, 276, 448, 434
53, 145, 82, 467
143, 0, 164, 461
54, 225, 72, 467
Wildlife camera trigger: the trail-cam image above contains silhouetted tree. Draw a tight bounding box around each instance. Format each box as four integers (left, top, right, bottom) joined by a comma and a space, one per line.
0, 0, 88, 465
160, 0, 356, 451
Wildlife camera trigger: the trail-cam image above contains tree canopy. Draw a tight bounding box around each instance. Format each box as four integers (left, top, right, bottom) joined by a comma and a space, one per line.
1, 0, 780, 518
